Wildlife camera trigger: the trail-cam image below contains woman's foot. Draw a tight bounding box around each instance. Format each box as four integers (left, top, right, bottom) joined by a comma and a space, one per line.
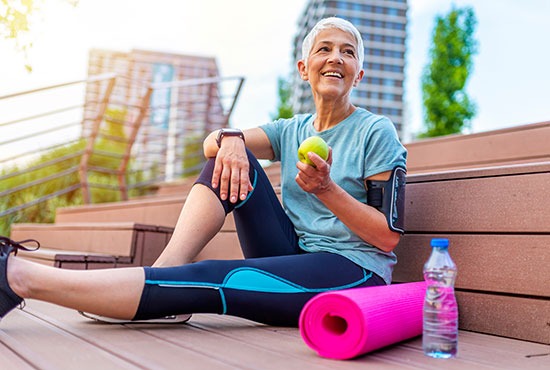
0, 236, 40, 320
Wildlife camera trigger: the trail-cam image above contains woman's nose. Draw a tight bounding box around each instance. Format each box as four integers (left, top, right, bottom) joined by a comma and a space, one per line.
327, 51, 343, 64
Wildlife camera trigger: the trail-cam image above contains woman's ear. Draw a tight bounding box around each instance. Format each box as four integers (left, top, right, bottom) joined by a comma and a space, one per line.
297, 60, 308, 81
353, 69, 365, 87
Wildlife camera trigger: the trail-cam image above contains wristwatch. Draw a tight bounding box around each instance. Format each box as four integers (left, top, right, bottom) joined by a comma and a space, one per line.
216, 128, 245, 148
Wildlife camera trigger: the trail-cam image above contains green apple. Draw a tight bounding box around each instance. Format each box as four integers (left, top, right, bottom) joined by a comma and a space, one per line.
298, 136, 329, 167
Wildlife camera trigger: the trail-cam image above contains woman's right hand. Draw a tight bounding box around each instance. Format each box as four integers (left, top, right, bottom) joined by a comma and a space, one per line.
211, 137, 252, 203
204, 127, 274, 203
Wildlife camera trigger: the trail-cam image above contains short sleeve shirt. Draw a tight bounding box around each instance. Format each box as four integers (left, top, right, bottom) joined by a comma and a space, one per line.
260, 108, 407, 284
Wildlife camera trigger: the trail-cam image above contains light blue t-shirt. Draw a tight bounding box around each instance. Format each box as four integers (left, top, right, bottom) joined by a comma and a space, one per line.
260, 108, 407, 284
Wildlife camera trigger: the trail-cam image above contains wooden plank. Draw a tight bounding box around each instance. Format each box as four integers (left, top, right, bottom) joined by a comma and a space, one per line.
406, 121, 550, 172
404, 171, 550, 233
15, 248, 130, 270
457, 291, 550, 344
393, 234, 550, 297
131, 226, 173, 267
11, 222, 174, 257
1, 306, 139, 369
23, 300, 378, 369
11, 222, 140, 255
401, 330, 550, 369
155, 176, 198, 196
137, 318, 344, 370
193, 312, 550, 369
0, 340, 36, 369
195, 231, 244, 261
221, 213, 236, 231
182, 314, 424, 369
19, 300, 237, 370
407, 161, 550, 183
55, 195, 238, 232
4, 300, 549, 369
55, 195, 186, 227
391, 285, 549, 343
17, 248, 87, 263
196, 315, 450, 369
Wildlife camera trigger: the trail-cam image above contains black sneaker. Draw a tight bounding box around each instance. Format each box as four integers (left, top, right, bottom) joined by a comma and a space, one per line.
0, 236, 40, 320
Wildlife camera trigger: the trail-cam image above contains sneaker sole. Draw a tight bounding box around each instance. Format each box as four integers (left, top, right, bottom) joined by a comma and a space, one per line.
78, 311, 192, 324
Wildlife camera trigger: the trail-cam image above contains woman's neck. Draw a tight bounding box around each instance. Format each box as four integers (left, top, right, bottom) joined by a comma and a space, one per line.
314, 101, 356, 132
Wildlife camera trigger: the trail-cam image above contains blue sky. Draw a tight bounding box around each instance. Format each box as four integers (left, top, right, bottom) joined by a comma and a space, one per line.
1, 0, 549, 143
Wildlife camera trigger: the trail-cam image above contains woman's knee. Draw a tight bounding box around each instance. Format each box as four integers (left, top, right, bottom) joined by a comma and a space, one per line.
193, 150, 261, 214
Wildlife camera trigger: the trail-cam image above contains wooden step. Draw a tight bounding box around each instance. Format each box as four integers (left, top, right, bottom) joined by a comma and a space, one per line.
394, 162, 550, 344
54, 193, 238, 232
11, 222, 173, 268
154, 175, 199, 196
55, 195, 187, 227
406, 120, 550, 173
11, 222, 172, 255
12, 220, 243, 267
195, 230, 244, 261
16, 247, 132, 270
404, 162, 550, 233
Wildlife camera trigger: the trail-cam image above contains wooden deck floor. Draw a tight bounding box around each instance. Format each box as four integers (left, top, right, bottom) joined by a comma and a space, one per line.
1, 300, 548, 369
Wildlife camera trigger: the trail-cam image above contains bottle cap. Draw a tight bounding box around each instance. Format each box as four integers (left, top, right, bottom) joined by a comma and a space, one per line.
430, 238, 449, 248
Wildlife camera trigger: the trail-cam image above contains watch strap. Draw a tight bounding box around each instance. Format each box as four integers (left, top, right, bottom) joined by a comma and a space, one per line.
216, 128, 245, 148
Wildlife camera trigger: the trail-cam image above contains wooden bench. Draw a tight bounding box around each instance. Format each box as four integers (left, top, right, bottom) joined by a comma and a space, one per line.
406, 120, 550, 173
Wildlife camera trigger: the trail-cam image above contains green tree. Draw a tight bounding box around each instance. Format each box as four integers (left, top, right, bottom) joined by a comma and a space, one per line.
420, 6, 478, 138
0, 0, 78, 72
271, 76, 294, 120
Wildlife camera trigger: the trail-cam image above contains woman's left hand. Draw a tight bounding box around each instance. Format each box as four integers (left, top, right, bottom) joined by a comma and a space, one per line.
295, 148, 334, 194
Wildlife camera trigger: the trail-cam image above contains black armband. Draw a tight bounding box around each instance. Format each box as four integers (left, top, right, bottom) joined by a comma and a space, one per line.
366, 166, 406, 234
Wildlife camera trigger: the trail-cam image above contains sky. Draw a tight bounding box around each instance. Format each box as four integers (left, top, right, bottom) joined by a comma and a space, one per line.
1, 0, 549, 143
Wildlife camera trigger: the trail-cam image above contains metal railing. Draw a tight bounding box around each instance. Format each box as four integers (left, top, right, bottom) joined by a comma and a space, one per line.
0, 73, 244, 234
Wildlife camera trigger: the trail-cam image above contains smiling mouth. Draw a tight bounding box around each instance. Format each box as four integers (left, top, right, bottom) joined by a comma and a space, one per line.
322, 71, 343, 78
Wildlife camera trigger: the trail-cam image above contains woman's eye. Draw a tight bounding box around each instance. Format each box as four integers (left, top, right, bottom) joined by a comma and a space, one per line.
317, 46, 330, 52
344, 49, 355, 56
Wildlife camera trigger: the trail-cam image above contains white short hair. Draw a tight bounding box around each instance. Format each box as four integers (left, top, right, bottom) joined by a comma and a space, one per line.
301, 17, 364, 68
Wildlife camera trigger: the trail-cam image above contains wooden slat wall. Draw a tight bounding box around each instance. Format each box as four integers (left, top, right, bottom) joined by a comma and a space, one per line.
393, 163, 550, 344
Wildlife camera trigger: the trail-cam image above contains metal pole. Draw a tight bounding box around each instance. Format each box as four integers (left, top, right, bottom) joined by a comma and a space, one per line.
165, 85, 179, 182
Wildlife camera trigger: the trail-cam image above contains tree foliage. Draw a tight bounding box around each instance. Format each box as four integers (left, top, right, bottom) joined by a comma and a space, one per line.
271, 76, 294, 120
0, 0, 38, 71
0, 108, 147, 236
0, 0, 78, 72
420, 6, 478, 138
0, 0, 36, 38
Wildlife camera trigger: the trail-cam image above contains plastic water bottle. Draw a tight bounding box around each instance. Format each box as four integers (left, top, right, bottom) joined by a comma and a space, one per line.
422, 238, 458, 358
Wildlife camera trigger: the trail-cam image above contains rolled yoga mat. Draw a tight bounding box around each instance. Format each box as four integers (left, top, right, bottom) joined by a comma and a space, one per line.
299, 281, 426, 360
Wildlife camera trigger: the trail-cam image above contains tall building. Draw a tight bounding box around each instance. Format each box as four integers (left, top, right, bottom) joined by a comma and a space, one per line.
85, 49, 223, 132
291, 0, 408, 137
83, 49, 232, 180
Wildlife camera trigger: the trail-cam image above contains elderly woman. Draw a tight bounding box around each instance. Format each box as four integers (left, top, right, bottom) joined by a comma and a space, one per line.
1, 17, 406, 326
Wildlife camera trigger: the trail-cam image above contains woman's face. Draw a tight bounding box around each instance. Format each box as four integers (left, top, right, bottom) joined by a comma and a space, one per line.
299, 28, 364, 101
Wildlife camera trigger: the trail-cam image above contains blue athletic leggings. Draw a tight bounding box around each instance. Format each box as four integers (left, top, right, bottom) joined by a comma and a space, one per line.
134, 150, 384, 326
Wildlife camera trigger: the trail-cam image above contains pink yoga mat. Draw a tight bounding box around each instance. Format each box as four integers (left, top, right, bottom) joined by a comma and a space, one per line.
299, 281, 426, 360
